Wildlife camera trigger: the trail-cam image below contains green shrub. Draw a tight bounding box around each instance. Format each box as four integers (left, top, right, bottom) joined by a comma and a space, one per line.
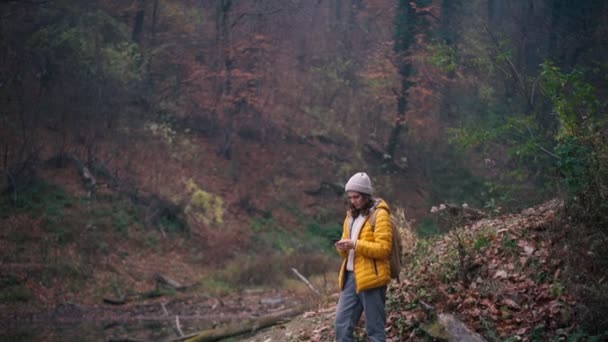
0, 276, 33, 303
500, 235, 517, 253
185, 179, 224, 226
556, 136, 594, 195
305, 221, 342, 251
44, 217, 76, 244
87, 197, 147, 234
416, 218, 441, 237
28, 2, 142, 84
473, 236, 490, 251
39, 261, 90, 289
4, 179, 72, 213
157, 212, 186, 233
540, 62, 608, 225
428, 41, 457, 73
218, 254, 288, 287
1, 179, 78, 243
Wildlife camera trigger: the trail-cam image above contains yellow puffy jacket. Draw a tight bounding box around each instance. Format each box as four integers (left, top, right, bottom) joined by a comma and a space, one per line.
337, 199, 392, 293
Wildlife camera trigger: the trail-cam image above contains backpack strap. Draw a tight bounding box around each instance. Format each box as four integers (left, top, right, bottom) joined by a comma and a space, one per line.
369, 198, 387, 232
369, 208, 376, 231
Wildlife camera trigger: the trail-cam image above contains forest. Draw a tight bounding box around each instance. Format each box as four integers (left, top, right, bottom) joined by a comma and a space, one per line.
1, 0, 607, 341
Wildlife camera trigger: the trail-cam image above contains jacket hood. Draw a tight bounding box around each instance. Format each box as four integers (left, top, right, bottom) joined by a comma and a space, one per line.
373, 198, 390, 213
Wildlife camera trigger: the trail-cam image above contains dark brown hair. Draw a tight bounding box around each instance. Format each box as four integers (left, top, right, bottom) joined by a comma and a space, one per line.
348, 193, 375, 217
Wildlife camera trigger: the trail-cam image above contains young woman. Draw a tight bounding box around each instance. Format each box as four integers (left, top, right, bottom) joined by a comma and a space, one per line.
334, 172, 392, 342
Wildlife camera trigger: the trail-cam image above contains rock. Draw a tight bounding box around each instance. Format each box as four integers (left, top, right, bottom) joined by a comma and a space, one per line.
438, 313, 487, 342
260, 297, 284, 307
420, 319, 450, 341
421, 313, 487, 342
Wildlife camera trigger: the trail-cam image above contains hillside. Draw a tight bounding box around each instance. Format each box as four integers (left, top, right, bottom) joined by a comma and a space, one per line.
239, 200, 607, 341
0, 0, 431, 262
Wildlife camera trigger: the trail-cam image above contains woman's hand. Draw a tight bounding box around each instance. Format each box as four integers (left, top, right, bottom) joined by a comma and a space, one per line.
335, 239, 355, 251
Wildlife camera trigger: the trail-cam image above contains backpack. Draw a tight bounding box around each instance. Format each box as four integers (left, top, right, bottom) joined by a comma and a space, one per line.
369, 204, 403, 282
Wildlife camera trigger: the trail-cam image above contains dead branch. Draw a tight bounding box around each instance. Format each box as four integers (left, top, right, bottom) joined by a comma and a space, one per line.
291, 268, 320, 296
175, 315, 184, 337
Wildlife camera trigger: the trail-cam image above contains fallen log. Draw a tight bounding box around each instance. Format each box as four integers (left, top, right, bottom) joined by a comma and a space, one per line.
103, 297, 127, 305
179, 305, 308, 342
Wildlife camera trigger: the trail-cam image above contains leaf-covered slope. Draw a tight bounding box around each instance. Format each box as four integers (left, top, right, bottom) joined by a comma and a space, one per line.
242, 200, 596, 341
390, 199, 576, 340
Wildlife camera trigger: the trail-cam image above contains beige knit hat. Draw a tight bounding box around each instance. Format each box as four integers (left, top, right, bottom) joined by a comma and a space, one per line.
345, 172, 373, 195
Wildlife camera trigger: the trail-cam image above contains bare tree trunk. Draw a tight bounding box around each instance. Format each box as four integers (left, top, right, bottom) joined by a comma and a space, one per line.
386, 0, 416, 159
146, 0, 159, 87
132, 0, 146, 43
214, 0, 235, 160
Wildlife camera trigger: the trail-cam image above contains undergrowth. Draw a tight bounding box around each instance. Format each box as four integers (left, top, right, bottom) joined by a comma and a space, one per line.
552, 213, 608, 335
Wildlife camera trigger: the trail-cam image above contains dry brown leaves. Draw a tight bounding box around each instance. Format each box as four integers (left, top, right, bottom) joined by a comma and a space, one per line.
386, 199, 577, 341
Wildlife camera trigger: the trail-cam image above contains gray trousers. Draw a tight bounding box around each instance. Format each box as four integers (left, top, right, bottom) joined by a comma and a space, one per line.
335, 271, 387, 342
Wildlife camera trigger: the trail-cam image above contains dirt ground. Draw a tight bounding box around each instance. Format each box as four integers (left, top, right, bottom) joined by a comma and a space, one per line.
0, 288, 320, 341
239, 305, 337, 342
